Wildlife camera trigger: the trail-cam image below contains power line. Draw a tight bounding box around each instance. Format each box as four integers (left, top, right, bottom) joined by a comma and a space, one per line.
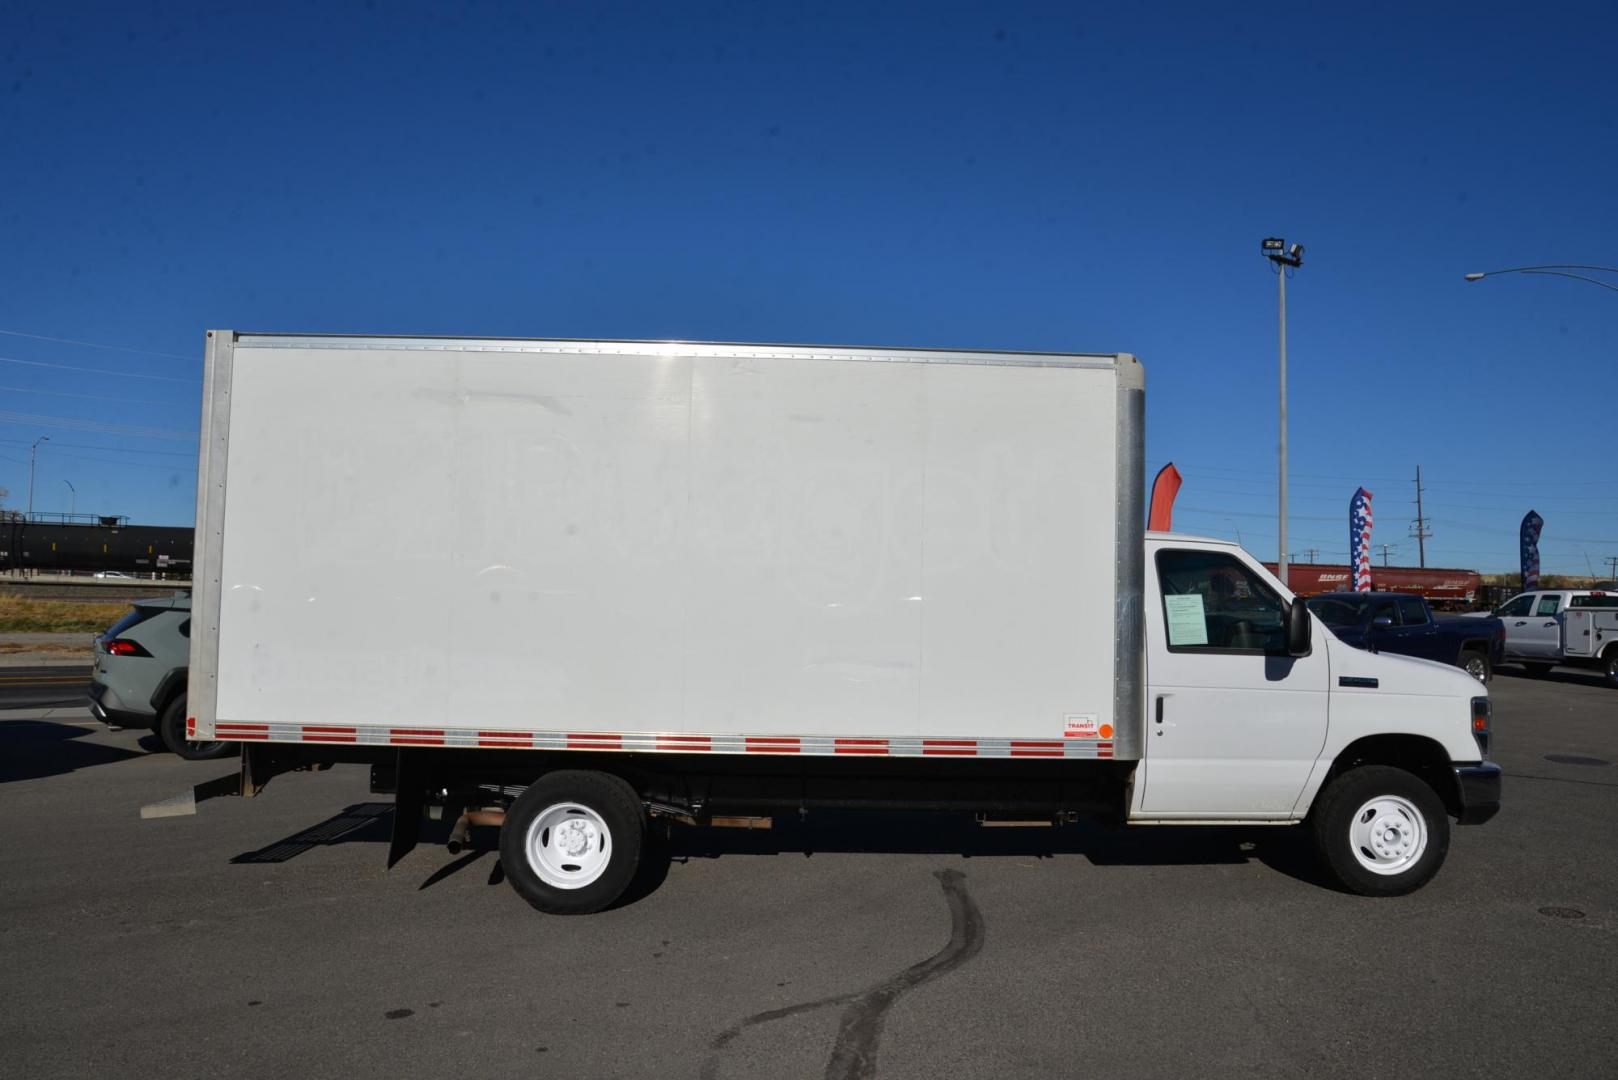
0, 437, 196, 457
0, 384, 189, 409
20, 449, 197, 473
0, 410, 196, 442
1159, 460, 1618, 490
0, 354, 196, 383
0, 327, 192, 360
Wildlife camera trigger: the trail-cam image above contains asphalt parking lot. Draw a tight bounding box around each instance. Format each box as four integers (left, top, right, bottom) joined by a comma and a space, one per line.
2, 667, 1614, 1080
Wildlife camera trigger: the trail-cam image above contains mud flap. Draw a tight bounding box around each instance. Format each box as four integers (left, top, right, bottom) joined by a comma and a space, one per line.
386, 750, 427, 869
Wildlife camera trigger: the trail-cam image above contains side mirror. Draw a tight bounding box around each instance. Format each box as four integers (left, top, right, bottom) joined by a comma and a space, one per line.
1371, 614, 1395, 628
1287, 600, 1312, 656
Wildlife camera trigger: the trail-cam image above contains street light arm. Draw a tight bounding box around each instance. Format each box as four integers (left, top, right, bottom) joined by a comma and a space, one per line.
1467, 264, 1618, 277
1514, 269, 1618, 294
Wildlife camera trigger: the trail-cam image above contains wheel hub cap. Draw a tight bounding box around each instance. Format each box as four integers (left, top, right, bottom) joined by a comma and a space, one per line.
556, 819, 595, 858
524, 802, 614, 890
1349, 794, 1428, 875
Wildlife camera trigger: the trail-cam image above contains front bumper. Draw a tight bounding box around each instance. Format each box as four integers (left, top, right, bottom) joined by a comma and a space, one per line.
87, 680, 153, 730
1453, 762, 1502, 825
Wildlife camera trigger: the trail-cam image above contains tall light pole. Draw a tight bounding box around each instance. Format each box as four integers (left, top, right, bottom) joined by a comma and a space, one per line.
62, 479, 76, 518
1262, 238, 1304, 587
1464, 264, 1618, 293
27, 435, 50, 518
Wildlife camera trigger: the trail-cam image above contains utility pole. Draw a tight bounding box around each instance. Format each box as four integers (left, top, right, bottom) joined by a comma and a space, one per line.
1262, 238, 1304, 588
1410, 465, 1431, 568
1301, 548, 1320, 564
62, 479, 75, 518
1376, 543, 1397, 567
1606, 556, 1618, 582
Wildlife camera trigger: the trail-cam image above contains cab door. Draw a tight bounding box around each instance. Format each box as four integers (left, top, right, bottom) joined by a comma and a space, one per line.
1141, 546, 1330, 817
1518, 593, 1565, 659
1494, 593, 1537, 659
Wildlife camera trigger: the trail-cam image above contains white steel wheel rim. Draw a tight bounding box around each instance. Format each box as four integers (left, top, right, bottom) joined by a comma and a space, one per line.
525, 802, 613, 890
1348, 795, 1427, 875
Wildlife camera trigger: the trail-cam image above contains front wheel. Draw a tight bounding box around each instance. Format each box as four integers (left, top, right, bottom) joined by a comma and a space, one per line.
1603, 649, 1618, 688
157, 694, 234, 761
1458, 650, 1489, 683
1310, 766, 1450, 896
500, 770, 644, 915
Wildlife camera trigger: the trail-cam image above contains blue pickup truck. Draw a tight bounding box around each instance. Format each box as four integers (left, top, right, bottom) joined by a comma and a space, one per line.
1305, 592, 1505, 682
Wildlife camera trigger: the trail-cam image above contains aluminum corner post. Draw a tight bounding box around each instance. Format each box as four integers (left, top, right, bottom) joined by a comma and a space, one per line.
1112, 354, 1146, 760
188, 329, 236, 736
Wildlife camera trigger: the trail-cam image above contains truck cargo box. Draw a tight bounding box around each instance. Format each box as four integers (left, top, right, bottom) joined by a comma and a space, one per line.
190, 334, 1146, 761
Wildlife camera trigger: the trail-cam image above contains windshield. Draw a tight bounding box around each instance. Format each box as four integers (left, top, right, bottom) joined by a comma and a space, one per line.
1306, 596, 1372, 628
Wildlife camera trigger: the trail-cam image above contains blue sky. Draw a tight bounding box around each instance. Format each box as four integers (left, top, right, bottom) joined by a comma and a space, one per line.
2, 1, 1613, 574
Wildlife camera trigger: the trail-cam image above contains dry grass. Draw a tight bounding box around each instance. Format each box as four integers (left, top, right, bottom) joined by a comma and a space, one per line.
0, 640, 92, 655
0, 595, 130, 633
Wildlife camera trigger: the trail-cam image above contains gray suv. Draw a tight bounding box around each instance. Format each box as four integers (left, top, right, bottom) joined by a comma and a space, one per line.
87, 594, 230, 760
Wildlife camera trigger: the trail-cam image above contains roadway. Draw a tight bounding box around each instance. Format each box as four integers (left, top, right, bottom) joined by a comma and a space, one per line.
1, 670, 1614, 1079
0, 664, 92, 711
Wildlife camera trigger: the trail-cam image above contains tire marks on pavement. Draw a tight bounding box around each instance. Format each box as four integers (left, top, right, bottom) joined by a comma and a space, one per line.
703, 868, 985, 1080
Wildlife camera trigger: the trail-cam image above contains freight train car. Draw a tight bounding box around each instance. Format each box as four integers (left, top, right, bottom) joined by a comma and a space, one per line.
1264, 563, 1482, 608
1, 518, 193, 576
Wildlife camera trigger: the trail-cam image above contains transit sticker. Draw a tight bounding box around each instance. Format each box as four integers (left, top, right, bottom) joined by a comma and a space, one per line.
1064, 713, 1100, 739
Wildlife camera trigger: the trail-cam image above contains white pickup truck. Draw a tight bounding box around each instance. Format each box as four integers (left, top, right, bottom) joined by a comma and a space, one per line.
1489, 589, 1618, 683
159, 333, 1500, 913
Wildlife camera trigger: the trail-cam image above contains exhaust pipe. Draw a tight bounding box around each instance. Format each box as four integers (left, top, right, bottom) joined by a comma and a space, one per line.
445, 808, 506, 854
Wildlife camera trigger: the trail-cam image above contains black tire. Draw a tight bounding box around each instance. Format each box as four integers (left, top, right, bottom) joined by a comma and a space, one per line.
500, 770, 644, 915
157, 694, 235, 761
1603, 649, 1618, 689
1520, 662, 1555, 677
1458, 650, 1490, 683
1310, 765, 1450, 897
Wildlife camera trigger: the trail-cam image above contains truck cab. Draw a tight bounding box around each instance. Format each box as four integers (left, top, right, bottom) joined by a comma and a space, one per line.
1139, 533, 1497, 893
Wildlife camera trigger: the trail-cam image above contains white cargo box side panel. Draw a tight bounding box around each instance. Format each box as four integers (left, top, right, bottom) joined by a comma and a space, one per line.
200, 336, 1138, 758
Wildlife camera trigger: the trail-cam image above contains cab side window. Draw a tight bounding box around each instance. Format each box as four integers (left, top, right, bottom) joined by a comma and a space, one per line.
1535, 595, 1562, 617
1498, 595, 1534, 618
1156, 550, 1287, 653
1396, 598, 1428, 625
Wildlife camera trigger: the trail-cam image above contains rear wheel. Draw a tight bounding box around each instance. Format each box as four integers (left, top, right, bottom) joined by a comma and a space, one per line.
1310, 765, 1450, 896
157, 694, 234, 761
1603, 649, 1618, 688
1458, 650, 1489, 683
500, 770, 644, 914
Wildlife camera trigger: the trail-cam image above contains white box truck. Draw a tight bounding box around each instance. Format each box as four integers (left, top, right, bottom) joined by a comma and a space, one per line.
166, 332, 1499, 913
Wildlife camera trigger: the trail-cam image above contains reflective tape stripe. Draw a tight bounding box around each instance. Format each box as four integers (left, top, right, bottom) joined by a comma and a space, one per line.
193, 722, 1122, 759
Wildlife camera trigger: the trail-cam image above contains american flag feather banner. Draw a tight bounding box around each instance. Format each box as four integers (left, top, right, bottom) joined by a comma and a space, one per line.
1520, 510, 1543, 590
1349, 488, 1374, 592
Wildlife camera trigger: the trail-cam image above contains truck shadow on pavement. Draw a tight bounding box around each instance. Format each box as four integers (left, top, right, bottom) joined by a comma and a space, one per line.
230, 802, 396, 864
225, 805, 1331, 895
0, 719, 144, 783
660, 811, 1331, 891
